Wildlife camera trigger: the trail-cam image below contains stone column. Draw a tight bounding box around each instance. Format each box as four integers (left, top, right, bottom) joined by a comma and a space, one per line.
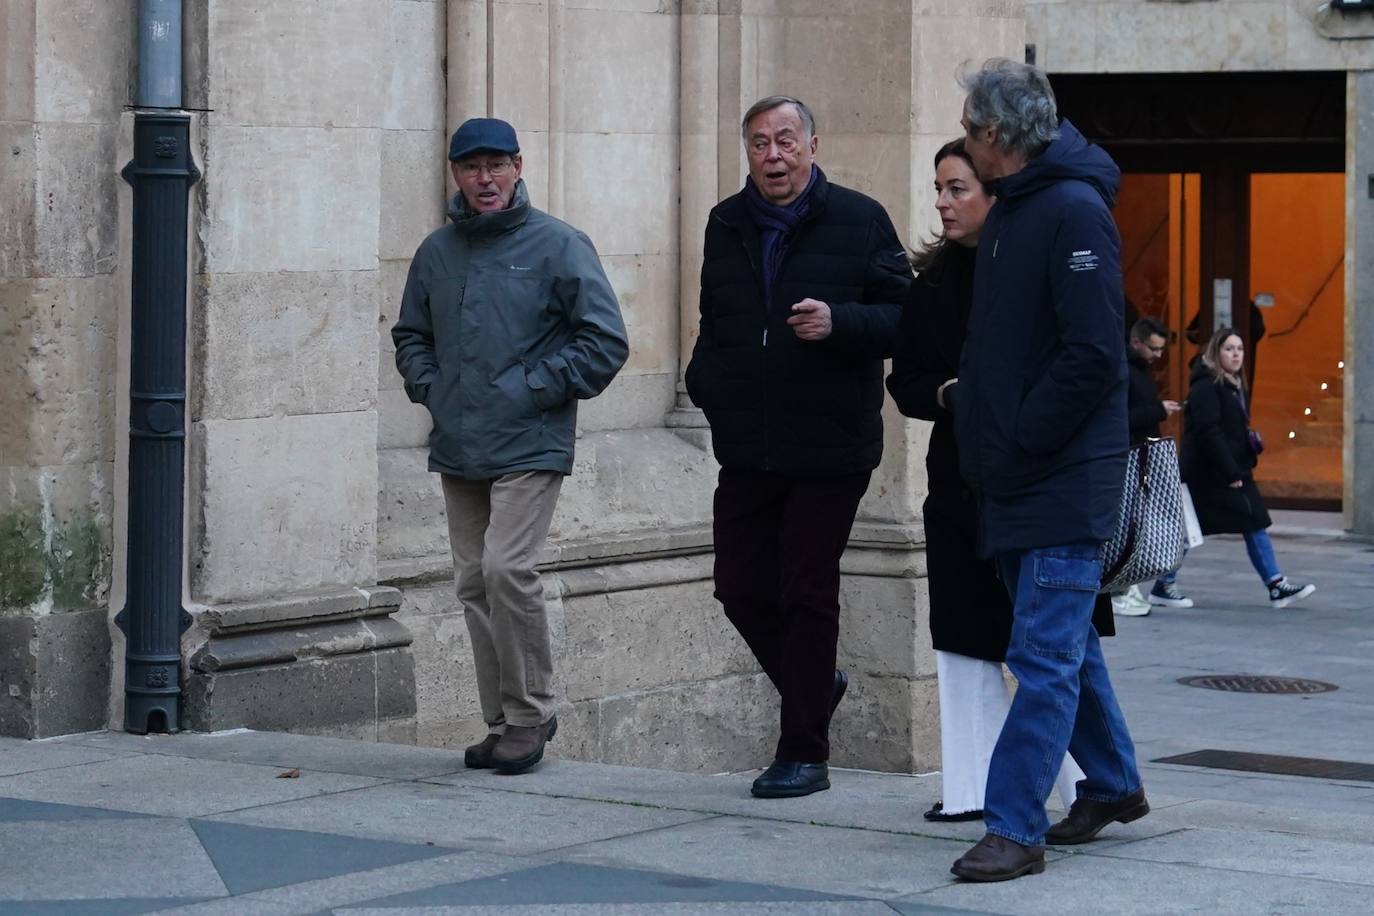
0, 0, 127, 737
1346, 71, 1374, 535
179, 0, 414, 740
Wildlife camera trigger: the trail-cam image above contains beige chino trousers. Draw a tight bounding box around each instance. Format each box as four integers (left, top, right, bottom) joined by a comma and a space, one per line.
442, 470, 563, 732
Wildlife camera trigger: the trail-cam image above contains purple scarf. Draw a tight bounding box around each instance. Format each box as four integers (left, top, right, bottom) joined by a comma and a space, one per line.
742, 165, 818, 305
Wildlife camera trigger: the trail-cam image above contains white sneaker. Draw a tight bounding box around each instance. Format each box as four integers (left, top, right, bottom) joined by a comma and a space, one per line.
1268, 578, 1316, 608
1112, 586, 1151, 617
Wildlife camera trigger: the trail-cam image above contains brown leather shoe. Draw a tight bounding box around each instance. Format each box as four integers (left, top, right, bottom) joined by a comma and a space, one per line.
950, 832, 1045, 882
463, 733, 501, 769
1046, 787, 1149, 845
491, 715, 558, 775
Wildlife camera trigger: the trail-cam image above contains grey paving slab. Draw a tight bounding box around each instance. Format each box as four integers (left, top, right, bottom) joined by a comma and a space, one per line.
1099, 825, 1374, 886
190, 820, 459, 895
336, 862, 858, 909
0, 901, 214, 915
59, 729, 471, 781
146, 851, 524, 916
342, 904, 898, 916
558, 814, 1007, 899
436, 760, 968, 839
0, 752, 385, 817
0, 819, 228, 900
0, 742, 126, 777
0, 795, 158, 822
1144, 796, 1374, 842
904, 854, 1371, 915
209, 780, 717, 855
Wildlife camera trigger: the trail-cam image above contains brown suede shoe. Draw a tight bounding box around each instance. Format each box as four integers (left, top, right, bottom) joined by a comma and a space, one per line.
491, 715, 558, 775
1046, 788, 1149, 845
950, 833, 1045, 882
463, 733, 501, 769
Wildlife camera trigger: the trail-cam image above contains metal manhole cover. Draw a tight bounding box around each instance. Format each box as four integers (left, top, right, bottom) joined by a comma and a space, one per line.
1177, 674, 1338, 694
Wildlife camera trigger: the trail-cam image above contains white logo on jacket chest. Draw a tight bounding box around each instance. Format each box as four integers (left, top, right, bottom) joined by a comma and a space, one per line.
1068, 250, 1099, 272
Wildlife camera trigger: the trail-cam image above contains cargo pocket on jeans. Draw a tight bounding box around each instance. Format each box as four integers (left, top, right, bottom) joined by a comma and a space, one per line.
1024, 551, 1102, 661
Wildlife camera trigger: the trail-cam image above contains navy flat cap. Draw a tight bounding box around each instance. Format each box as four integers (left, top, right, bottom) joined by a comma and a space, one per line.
449, 118, 520, 161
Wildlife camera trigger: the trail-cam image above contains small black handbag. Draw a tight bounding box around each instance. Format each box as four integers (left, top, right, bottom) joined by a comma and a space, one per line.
1099, 437, 1187, 594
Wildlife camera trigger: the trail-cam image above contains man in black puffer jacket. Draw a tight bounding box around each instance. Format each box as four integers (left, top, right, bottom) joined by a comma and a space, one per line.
948, 60, 1147, 883
686, 95, 910, 800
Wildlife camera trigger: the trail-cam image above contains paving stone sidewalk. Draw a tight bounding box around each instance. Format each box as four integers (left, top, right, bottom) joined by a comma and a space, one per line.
2, 518, 1371, 915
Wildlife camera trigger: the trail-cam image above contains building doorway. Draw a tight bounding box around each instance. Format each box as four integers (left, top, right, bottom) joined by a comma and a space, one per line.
1054, 71, 1346, 508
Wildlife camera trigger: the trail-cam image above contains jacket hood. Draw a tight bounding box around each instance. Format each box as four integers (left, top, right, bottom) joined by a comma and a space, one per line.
995, 119, 1120, 210
448, 179, 531, 236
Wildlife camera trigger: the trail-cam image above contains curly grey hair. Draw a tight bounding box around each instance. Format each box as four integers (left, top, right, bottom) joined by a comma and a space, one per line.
958, 59, 1060, 158
741, 95, 816, 140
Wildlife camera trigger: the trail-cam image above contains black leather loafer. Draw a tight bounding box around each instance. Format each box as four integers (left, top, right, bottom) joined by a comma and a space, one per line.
831, 669, 849, 717
751, 759, 830, 798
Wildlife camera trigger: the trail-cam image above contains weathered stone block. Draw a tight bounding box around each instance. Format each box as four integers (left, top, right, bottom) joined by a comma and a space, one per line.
191, 412, 378, 602
207, 0, 385, 128
378, 258, 411, 393
838, 571, 930, 680
576, 372, 677, 433
559, 131, 677, 258
33, 0, 132, 123
600, 252, 678, 376
558, 556, 749, 701
193, 269, 378, 421
377, 446, 448, 563
184, 645, 416, 738
831, 672, 940, 773
33, 123, 119, 278
385, 0, 445, 132
379, 130, 445, 261
560, 6, 677, 135
0, 0, 36, 122
551, 429, 715, 543
589, 673, 778, 772
491, 1, 551, 133
0, 606, 110, 738
912, 13, 1023, 134
0, 125, 35, 278
378, 386, 432, 451
0, 463, 113, 614
200, 125, 380, 274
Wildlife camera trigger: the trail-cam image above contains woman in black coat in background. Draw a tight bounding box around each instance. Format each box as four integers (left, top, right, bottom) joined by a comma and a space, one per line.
1180, 328, 1315, 607
887, 140, 1097, 822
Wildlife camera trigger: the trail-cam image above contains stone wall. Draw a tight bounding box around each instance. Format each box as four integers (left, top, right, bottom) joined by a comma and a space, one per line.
1027, 0, 1374, 73
0, 0, 128, 737
2, 1, 1024, 772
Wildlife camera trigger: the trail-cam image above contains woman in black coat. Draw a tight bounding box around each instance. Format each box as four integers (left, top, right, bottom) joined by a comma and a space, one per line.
887, 140, 1101, 822
1180, 328, 1315, 607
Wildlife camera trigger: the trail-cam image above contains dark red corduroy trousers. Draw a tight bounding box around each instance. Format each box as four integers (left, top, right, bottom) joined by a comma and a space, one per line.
711, 466, 871, 763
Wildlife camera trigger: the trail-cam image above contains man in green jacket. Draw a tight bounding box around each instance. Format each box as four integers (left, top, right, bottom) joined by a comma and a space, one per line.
392, 118, 628, 774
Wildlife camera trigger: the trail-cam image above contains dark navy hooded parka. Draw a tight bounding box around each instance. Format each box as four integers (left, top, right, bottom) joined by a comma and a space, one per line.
954, 120, 1129, 558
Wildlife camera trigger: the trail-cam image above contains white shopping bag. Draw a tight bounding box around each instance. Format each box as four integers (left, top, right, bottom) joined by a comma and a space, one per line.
1179, 483, 1205, 549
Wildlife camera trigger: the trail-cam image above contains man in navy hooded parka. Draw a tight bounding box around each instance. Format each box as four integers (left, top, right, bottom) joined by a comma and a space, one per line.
947, 60, 1149, 882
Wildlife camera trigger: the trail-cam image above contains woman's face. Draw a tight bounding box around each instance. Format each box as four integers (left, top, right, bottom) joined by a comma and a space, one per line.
1218, 334, 1245, 374
934, 154, 994, 248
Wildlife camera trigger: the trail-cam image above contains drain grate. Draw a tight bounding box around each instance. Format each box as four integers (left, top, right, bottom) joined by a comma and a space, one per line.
1154, 750, 1374, 783
1176, 674, 1338, 694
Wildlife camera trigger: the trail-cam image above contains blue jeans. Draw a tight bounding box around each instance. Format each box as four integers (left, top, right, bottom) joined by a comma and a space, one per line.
986, 541, 1143, 846
1243, 529, 1282, 585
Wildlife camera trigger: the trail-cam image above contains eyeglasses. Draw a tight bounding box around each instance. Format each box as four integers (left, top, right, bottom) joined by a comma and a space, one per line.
456, 159, 515, 179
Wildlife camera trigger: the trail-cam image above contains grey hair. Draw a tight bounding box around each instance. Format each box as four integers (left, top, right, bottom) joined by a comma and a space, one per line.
958, 58, 1060, 158
741, 95, 816, 140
